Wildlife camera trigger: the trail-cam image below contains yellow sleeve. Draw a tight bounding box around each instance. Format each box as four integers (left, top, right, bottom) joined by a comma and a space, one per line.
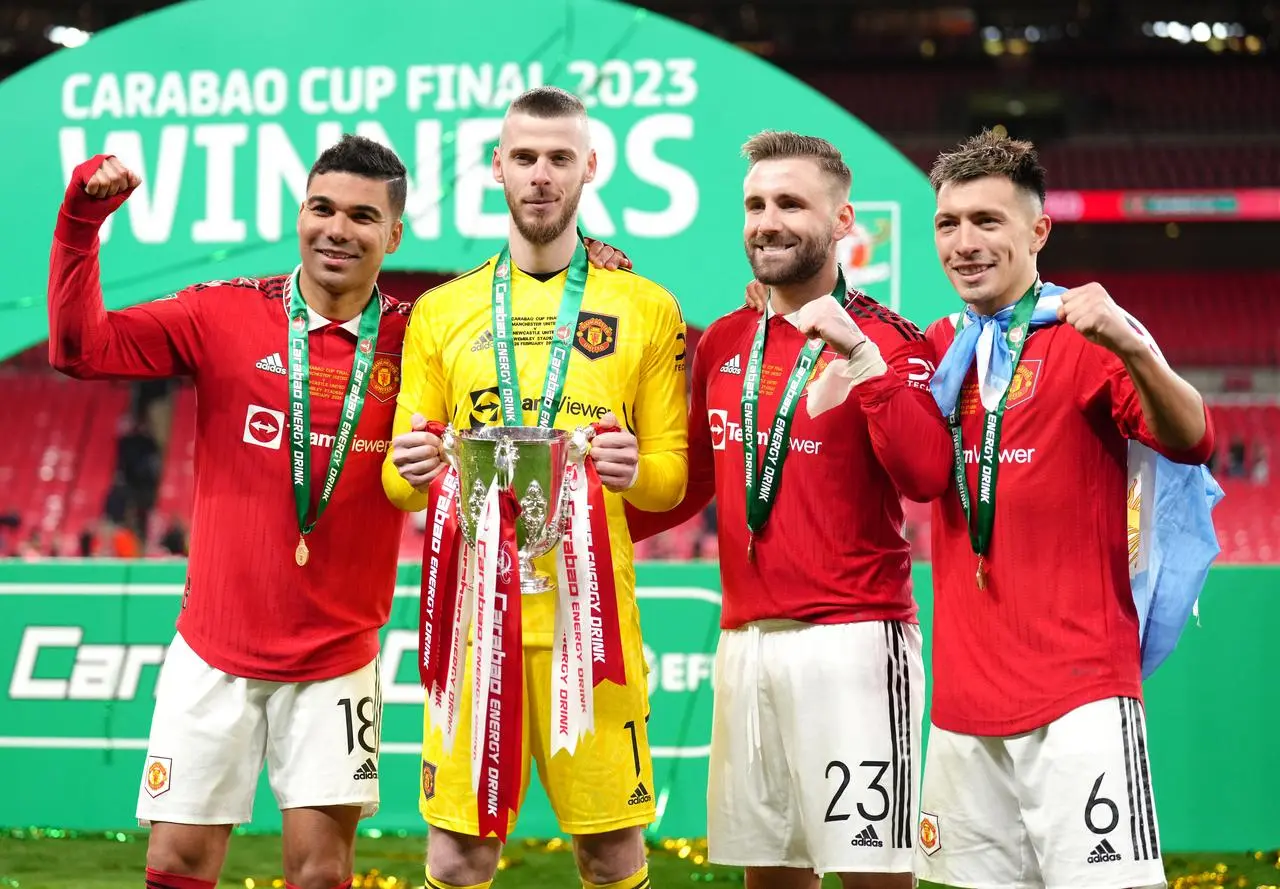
382, 297, 448, 512
623, 286, 689, 511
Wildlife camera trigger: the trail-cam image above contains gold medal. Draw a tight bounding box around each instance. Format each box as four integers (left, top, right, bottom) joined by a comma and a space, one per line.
295, 536, 310, 567
975, 555, 987, 591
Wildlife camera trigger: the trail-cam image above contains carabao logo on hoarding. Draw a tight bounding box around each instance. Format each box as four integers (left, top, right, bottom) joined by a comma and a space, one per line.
1, 580, 720, 760
0, 0, 950, 361
840, 202, 900, 310
8, 626, 166, 701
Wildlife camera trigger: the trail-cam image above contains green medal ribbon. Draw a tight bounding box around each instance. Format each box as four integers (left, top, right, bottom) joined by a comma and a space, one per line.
949, 285, 1038, 586
741, 272, 848, 558
286, 268, 382, 566
490, 235, 590, 428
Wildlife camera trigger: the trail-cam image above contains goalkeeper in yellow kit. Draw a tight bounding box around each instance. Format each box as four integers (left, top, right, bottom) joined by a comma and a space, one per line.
382, 86, 688, 889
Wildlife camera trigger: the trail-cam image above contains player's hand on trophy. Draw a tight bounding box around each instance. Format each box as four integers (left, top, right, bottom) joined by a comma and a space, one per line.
82, 156, 141, 199
391, 413, 445, 492
590, 411, 640, 492
744, 279, 768, 313
583, 238, 634, 271
796, 295, 868, 358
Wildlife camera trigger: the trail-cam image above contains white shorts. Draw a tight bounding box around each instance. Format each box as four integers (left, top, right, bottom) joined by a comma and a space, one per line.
916, 696, 1165, 889
136, 633, 382, 825
708, 620, 924, 874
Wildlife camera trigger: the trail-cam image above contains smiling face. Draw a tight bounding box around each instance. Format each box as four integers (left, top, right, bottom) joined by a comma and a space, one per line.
934, 174, 1050, 314
494, 111, 596, 246
743, 157, 853, 287
296, 171, 402, 297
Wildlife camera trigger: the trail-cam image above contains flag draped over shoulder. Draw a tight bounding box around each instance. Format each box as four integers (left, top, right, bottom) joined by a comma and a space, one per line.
931, 285, 1224, 678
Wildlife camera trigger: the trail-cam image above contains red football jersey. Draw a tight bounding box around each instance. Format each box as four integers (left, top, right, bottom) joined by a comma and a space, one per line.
50, 178, 409, 682
925, 318, 1215, 736
629, 295, 952, 628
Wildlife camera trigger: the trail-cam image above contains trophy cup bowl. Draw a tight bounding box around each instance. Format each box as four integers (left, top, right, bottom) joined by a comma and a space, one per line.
443, 425, 571, 594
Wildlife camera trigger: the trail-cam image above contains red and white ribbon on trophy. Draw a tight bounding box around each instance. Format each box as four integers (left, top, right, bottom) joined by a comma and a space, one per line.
418, 421, 470, 752
469, 477, 523, 841
551, 423, 626, 757
416, 420, 625, 841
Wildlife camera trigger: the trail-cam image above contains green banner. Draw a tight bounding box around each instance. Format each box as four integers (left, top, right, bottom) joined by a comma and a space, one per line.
0, 0, 951, 362
0, 560, 1275, 851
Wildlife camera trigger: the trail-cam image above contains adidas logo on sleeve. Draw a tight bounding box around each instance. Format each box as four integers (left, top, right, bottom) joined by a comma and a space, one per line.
255, 352, 288, 376
1087, 839, 1122, 863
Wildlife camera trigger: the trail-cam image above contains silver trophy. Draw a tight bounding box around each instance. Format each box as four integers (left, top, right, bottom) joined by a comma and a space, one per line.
443, 425, 573, 594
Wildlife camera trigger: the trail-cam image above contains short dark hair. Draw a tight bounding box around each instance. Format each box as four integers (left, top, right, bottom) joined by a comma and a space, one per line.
742, 130, 853, 198
308, 134, 407, 219
929, 130, 1047, 205
507, 85, 587, 119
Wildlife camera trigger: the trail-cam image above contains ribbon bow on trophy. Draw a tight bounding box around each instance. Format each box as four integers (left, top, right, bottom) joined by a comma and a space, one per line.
416, 420, 625, 841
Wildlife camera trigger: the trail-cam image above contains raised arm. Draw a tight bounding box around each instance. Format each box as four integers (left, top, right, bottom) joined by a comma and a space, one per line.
49, 155, 206, 380
1061, 282, 1210, 457
797, 296, 952, 502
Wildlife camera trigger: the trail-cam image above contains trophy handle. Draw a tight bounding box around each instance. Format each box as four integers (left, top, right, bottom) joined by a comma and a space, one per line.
441, 425, 460, 472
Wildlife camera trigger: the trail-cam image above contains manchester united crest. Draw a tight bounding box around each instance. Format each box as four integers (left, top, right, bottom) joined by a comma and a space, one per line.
804, 353, 833, 397
368, 354, 401, 403
144, 756, 172, 798
422, 761, 437, 801
1004, 359, 1042, 409
919, 812, 941, 856
574, 312, 618, 360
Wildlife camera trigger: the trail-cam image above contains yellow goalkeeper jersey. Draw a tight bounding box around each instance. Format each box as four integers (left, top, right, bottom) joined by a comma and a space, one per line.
384, 255, 689, 647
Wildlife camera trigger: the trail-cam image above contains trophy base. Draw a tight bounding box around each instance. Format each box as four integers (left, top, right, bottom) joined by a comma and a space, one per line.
520, 559, 553, 594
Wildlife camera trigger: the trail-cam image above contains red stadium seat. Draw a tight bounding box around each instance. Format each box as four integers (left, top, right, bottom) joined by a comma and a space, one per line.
0, 370, 129, 555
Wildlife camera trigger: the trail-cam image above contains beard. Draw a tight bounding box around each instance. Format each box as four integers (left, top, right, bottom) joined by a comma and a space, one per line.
505, 181, 585, 246
747, 226, 834, 286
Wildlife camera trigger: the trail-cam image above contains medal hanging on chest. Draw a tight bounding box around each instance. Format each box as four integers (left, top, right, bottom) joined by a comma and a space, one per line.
740, 273, 847, 561
948, 286, 1038, 590
284, 268, 382, 567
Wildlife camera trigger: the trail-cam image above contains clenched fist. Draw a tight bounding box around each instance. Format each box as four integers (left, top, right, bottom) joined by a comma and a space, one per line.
795, 295, 867, 357
391, 413, 446, 492
1057, 282, 1145, 358
590, 411, 640, 492
83, 156, 140, 199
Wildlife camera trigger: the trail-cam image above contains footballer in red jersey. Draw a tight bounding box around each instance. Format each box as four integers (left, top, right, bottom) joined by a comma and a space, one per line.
915, 131, 1214, 889
49, 136, 411, 889
629, 131, 952, 889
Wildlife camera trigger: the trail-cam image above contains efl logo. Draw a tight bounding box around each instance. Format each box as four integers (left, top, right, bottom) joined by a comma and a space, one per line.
243, 405, 285, 449
708, 409, 728, 450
